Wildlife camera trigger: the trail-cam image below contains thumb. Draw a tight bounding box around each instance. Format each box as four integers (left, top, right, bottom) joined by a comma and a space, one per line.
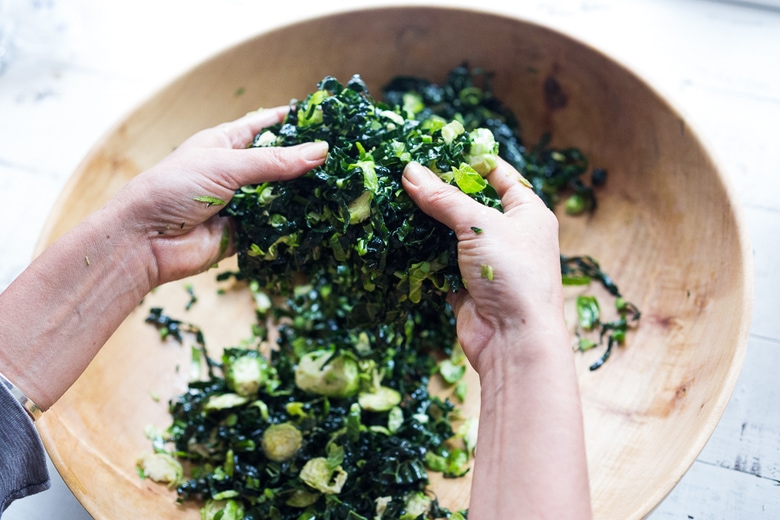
402, 162, 495, 237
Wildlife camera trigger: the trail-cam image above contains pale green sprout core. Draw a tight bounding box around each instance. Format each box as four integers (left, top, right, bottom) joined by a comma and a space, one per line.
254, 130, 277, 147
348, 190, 373, 225
262, 422, 303, 462
295, 350, 360, 398
441, 120, 465, 144
400, 491, 431, 520
285, 489, 320, 508
299, 457, 348, 494
204, 393, 249, 411
401, 91, 424, 117
200, 499, 245, 520
467, 127, 499, 175
136, 452, 183, 487
358, 385, 402, 412
225, 353, 271, 397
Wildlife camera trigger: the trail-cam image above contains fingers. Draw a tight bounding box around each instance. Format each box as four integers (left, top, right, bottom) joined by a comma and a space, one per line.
183, 106, 290, 150
169, 107, 327, 190
403, 159, 548, 236
217, 107, 290, 149
486, 158, 542, 212
402, 162, 496, 237
213, 141, 329, 188
153, 140, 328, 197
149, 216, 236, 284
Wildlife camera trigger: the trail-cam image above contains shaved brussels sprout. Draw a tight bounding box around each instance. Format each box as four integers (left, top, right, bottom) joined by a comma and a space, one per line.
466, 127, 499, 175
223, 348, 272, 397
295, 350, 360, 398
200, 499, 244, 520
401, 491, 431, 520
136, 452, 182, 487
204, 393, 249, 411
261, 422, 303, 462
358, 386, 402, 412
285, 489, 320, 508
299, 457, 348, 494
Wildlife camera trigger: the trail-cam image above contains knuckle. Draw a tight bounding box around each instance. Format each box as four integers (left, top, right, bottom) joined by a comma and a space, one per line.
260, 147, 291, 172
423, 184, 460, 212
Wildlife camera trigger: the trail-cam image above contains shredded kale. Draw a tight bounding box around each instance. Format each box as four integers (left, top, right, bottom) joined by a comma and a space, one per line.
381, 66, 597, 212
562, 254, 641, 370
142, 65, 639, 520
224, 72, 502, 331
143, 293, 467, 519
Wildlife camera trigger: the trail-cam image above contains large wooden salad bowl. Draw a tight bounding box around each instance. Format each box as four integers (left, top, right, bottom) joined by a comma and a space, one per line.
35, 6, 752, 519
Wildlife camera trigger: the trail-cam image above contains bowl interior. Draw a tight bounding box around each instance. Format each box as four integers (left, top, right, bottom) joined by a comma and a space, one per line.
35, 6, 752, 519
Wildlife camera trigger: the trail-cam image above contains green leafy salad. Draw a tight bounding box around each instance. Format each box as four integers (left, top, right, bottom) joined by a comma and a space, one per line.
138, 65, 639, 520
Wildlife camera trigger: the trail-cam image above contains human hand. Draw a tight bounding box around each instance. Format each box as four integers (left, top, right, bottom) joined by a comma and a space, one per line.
404, 159, 591, 520
402, 158, 566, 374
0, 109, 327, 410
108, 107, 328, 288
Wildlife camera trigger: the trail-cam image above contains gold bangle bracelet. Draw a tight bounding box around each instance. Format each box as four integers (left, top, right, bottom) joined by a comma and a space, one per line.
0, 370, 43, 421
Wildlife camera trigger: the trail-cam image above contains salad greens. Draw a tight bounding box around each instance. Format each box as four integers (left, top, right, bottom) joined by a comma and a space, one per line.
144, 295, 468, 520
139, 65, 638, 519
225, 72, 502, 331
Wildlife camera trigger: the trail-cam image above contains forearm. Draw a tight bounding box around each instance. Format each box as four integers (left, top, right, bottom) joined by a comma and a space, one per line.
468, 324, 592, 520
0, 200, 151, 410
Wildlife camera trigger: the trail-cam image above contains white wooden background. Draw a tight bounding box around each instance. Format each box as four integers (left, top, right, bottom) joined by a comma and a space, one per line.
1, 0, 778, 518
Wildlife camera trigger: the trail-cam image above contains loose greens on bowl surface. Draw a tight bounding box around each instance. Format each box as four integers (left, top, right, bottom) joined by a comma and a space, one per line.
137, 65, 638, 520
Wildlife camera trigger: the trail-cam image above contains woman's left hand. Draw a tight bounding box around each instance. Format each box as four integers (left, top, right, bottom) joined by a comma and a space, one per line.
109, 107, 328, 287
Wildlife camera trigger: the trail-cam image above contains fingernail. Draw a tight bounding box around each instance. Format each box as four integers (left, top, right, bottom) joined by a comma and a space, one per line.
300, 141, 329, 161
403, 162, 434, 185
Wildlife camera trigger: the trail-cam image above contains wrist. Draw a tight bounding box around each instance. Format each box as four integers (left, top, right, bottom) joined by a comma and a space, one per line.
82, 198, 157, 295
97, 185, 163, 292
0, 198, 155, 409
468, 317, 591, 519
473, 311, 572, 378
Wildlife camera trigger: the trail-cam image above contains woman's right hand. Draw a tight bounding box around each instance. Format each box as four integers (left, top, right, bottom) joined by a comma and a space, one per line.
402, 158, 592, 520
401, 158, 567, 374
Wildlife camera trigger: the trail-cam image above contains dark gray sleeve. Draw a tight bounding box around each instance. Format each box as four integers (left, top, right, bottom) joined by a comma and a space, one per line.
0, 384, 51, 514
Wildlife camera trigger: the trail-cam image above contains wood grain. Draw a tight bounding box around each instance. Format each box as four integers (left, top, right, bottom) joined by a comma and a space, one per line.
31, 6, 753, 520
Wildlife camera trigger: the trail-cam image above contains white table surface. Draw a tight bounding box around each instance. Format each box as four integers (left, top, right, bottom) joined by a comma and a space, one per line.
2, 0, 779, 518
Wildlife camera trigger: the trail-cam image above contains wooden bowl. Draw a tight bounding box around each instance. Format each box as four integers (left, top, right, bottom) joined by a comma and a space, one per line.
35, 6, 753, 520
